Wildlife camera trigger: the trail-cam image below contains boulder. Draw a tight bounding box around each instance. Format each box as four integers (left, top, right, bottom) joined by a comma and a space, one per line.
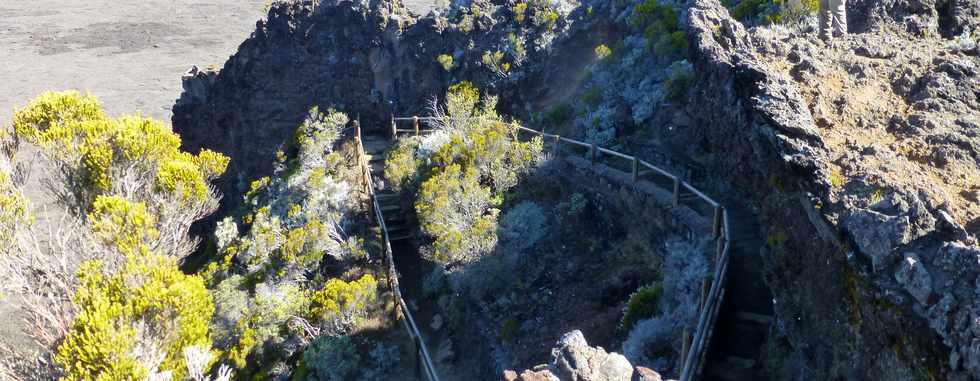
632, 367, 663, 381
894, 252, 933, 305
845, 209, 912, 268
551, 330, 635, 381
519, 369, 562, 381
935, 242, 980, 277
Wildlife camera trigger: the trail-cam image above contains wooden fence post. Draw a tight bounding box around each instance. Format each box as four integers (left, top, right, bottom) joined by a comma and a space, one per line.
414, 336, 422, 378
681, 328, 690, 368
590, 143, 597, 164
672, 178, 681, 208
391, 115, 397, 140
554, 135, 561, 154
413, 116, 420, 136
632, 157, 639, 183
699, 279, 709, 312
716, 236, 725, 262
713, 206, 723, 239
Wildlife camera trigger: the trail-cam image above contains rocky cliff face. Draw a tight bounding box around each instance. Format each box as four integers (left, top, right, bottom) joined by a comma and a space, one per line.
682, 0, 979, 378
173, 0, 610, 214
173, 0, 980, 378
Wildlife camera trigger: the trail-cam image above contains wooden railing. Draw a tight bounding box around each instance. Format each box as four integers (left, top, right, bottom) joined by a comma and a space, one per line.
390, 116, 731, 381
353, 121, 441, 381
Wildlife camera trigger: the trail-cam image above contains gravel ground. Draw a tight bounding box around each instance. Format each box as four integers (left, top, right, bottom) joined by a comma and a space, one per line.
0, 0, 267, 123
0, 0, 266, 353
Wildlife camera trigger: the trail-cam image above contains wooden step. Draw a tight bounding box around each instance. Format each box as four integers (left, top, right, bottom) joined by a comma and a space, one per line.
375, 192, 399, 200
389, 232, 414, 241
387, 226, 413, 241
361, 138, 390, 153
383, 213, 406, 224
735, 311, 773, 325
722, 356, 755, 369
380, 204, 401, 213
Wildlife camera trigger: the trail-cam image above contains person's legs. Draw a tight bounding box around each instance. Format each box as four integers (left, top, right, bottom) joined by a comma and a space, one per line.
819, 0, 833, 41
831, 0, 848, 37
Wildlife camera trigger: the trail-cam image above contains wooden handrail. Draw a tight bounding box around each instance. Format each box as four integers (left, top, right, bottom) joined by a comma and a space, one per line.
390, 116, 731, 381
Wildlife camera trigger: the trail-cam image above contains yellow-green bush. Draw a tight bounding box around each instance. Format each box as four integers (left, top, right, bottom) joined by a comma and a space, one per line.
532, 6, 559, 29
12, 91, 105, 144
595, 44, 613, 60
512, 2, 528, 23
57, 253, 214, 381
431, 121, 542, 195
310, 274, 378, 333
416, 164, 498, 263
405, 84, 541, 265
88, 195, 159, 256
437, 54, 454, 71
482, 50, 511, 76
448, 81, 481, 117
0, 169, 31, 254
384, 138, 421, 192
12, 91, 229, 211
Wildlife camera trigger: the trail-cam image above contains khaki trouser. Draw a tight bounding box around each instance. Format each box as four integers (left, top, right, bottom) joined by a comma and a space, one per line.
819, 0, 847, 40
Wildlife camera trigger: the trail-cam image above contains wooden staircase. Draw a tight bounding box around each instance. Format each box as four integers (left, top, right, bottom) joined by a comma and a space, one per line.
361, 134, 413, 241
702, 201, 774, 381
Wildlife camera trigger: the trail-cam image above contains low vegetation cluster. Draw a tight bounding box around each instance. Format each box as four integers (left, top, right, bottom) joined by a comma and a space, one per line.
385, 82, 543, 268
385, 82, 711, 374
726, 0, 819, 25
0, 93, 392, 380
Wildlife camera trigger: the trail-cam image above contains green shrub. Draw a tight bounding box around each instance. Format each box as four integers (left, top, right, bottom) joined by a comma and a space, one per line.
583, 86, 603, 107
11, 90, 105, 143
632, 0, 688, 59
87, 195, 158, 256
301, 335, 361, 381
545, 103, 574, 126
621, 283, 663, 331
729, 0, 817, 24
410, 85, 542, 265
507, 33, 527, 64
448, 81, 480, 113
500, 318, 520, 342
664, 63, 695, 104
730, 0, 766, 21
767, 230, 788, 248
